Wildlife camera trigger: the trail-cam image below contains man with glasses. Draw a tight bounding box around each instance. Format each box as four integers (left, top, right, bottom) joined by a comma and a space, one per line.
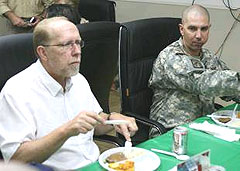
149, 4, 240, 137
0, 17, 138, 170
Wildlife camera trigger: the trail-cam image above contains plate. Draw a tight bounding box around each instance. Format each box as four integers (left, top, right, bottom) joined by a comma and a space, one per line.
210, 110, 240, 129
98, 147, 161, 171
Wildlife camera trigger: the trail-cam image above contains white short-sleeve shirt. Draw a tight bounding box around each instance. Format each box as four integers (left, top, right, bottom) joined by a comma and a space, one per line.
0, 60, 103, 170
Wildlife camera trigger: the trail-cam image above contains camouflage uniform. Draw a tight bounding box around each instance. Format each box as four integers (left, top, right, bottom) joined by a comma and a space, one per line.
148, 38, 240, 137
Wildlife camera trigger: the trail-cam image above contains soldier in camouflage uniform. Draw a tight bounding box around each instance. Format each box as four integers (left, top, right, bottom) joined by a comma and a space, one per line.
148, 4, 240, 137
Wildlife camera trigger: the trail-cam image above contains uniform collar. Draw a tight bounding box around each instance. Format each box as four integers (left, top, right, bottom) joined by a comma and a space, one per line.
176, 38, 203, 59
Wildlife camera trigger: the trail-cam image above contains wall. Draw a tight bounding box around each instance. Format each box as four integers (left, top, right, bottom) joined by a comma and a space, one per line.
114, 0, 240, 105
117, 0, 240, 9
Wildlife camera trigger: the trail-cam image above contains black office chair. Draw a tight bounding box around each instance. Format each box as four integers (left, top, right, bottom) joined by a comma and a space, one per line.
77, 21, 123, 146
0, 33, 37, 159
0, 33, 36, 91
119, 17, 182, 145
77, 21, 119, 114
78, 0, 116, 22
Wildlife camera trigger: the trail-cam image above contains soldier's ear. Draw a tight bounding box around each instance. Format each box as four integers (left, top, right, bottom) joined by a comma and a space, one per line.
179, 24, 184, 36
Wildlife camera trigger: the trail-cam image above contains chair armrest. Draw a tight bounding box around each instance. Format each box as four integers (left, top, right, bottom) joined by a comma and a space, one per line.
214, 103, 224, 110
94, 135, 124, 147
124, 112, 167, 135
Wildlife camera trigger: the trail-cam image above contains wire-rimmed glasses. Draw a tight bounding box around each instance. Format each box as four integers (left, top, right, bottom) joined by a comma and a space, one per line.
42, 40, 84, 50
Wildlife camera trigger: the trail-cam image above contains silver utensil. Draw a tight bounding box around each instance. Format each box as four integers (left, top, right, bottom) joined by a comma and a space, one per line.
151, 148, 190, 161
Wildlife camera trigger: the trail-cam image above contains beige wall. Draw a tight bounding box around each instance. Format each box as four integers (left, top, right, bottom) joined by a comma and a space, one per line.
114, 0, 240, 106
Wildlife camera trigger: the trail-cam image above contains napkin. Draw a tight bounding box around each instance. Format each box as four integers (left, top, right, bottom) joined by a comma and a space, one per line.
189, 121, 240, 142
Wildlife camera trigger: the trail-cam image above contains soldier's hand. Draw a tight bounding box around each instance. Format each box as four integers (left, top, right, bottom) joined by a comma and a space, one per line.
232, 96, 240, 104
220, 96, 240, 104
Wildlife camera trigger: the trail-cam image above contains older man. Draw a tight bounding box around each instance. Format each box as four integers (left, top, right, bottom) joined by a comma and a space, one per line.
149, 4, 240, 137
0, 17, 137, 170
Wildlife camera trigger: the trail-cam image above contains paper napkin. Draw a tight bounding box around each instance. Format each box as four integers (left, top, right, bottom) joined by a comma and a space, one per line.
189, 121, 240, 142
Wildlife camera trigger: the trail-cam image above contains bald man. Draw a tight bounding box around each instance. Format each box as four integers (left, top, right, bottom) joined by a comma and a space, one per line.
148, 4, 240, 137
0, 17, 137, 170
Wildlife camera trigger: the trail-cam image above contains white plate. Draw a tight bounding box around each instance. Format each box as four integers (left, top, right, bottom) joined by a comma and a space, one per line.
98, 147, 161, 171
210, 110, 240, 129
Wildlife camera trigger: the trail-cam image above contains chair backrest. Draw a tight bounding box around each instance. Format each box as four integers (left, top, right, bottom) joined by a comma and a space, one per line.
77, 21, 120, 113
0, 33, 36, 91
78, 0, 116, 22
119, 17, 181, 144
0, 33, 36, 159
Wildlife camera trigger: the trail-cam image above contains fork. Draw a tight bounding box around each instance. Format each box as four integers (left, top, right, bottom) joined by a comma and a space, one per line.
232, 104, 239, 118
124, 141, 132, 156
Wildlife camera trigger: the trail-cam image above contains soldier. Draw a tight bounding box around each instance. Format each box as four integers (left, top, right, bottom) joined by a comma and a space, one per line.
148, 4, 240, 137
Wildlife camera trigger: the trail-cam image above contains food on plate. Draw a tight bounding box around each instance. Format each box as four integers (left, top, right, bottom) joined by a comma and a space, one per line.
230, 120, 240, 127
104, 149, 145, 170
108, 160, 134, 171
124, 149, 145, 159
106, 152, 127, 163
105, 149, 145, 164
237, 112, 240, 118
218, 117, 231, 123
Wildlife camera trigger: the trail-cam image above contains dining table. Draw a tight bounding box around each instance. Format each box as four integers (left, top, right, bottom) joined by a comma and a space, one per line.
77, 103, 240, 171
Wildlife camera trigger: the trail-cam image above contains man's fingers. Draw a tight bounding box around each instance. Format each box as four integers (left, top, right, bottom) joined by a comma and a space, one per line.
77, 111, 104, 125
115, 125, 131, 141
85, 112, 105, 124
128, 122, 138, 136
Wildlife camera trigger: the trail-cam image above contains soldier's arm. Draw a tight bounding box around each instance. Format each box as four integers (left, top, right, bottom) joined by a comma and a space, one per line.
150, 52, 240, 98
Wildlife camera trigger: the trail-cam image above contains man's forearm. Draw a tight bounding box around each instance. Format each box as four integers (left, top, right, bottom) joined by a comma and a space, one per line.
3, 11, 16, 19
3, 10, 24, 26
11, 124, 70, 163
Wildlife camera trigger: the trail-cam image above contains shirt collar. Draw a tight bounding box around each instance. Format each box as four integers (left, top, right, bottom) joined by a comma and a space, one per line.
36, 60, 73, 96
176, 38, 203, 59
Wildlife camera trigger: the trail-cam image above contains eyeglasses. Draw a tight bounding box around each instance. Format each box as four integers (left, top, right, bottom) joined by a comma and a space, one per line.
42, 40, 84, 50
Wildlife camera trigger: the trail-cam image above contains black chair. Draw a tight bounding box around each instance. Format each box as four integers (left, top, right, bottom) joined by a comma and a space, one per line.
77, 21, 119, 114
119, 17, 182, 145
78, 0, 116, 22
0, 33, 37, 159
0, 33, 36, 91
77, 21, 123, 146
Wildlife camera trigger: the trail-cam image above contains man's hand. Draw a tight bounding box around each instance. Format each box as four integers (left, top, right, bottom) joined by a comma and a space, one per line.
221, 96, 240, 104
11, 16, 27, 27
108, 112, 138, 141
65, 111, 105, 137
4, 11, 28, 27
232, 96, 240, 104
27, 16, 41, 27
11, 111, 105, 163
